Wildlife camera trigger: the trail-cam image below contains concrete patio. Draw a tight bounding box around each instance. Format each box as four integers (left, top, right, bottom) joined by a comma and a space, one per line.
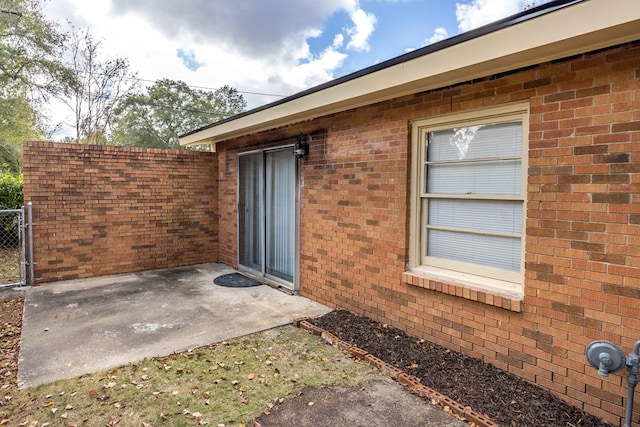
18, 263, 331, 387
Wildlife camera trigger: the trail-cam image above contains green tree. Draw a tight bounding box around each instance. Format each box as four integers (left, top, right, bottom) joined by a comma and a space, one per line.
0, 0, 73, 97
0, 0, 75, 173
111, 79, 246, 149
0, 94, 41, 174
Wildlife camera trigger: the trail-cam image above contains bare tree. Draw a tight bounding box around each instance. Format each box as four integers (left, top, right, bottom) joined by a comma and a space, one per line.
63, 27, 138, 144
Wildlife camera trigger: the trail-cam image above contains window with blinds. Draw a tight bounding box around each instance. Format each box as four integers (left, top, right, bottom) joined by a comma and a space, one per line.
410, 104, 528, 292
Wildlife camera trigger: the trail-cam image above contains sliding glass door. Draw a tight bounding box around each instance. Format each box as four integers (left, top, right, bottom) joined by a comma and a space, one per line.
238, 148, 296, 289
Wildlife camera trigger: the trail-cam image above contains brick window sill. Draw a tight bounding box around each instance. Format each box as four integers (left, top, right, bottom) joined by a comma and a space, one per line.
402, 269, 524, 312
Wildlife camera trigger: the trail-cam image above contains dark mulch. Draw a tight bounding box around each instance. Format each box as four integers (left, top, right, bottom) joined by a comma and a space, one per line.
310, 310, 615, 427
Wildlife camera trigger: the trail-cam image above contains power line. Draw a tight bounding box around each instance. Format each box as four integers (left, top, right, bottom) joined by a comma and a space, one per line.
131, 76, 288, 99
73, 72, 270, 116
0, 8, 21, 17
74, 71, 289, 100
127, 101, 239, 118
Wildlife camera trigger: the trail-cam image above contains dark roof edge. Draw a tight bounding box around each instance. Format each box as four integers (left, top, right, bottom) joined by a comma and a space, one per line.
180, 0, 583, 139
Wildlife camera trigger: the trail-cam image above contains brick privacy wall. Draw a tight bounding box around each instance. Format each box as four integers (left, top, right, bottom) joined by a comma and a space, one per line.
215, 42, 640, 426
23, 142, 218, 282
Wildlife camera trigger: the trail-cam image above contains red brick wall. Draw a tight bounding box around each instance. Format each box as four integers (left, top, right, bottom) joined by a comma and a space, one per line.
23, 142, 218, 282
216, 42, 640, 425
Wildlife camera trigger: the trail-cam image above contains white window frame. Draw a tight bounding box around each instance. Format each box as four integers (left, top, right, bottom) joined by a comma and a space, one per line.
409, 103, 529, 295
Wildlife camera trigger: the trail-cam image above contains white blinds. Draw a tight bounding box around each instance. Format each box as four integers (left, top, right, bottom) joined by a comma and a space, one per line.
427, 230, 521, 271
424, 121, 523, 273
428, 199, 522, 234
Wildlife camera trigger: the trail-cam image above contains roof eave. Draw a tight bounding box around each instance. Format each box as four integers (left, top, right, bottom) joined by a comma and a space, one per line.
179, 0, 640, 147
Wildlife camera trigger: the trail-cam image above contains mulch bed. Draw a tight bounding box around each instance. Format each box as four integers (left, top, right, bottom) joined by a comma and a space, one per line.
310, 310, 615, 427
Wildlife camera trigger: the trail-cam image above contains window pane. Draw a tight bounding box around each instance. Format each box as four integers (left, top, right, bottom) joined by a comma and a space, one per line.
428, 199, 522, 234
427, 159, 521, 194
421, 117, 525, 277
265, 149, 294, 282
238, 154, 263, 272
427, 229, 521, 271
428, 122, 522, 162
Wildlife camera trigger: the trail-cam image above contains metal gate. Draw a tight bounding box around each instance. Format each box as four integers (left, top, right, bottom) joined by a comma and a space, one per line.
0, 202, 33, 287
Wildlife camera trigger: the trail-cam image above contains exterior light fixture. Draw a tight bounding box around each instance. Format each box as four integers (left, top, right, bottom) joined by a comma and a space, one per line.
294, 134, 309, 158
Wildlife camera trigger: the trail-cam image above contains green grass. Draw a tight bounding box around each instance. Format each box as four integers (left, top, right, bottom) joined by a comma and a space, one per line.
2, 326, 376, 427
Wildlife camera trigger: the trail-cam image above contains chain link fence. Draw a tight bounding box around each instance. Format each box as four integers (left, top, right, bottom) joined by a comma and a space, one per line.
0, 205, 31, 286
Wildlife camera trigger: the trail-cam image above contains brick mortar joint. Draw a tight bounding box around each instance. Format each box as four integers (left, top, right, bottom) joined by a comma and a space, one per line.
295, 316, 499, 427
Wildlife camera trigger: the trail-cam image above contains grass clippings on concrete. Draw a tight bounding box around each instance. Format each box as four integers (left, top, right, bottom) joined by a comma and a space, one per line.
2, 325, 377, 427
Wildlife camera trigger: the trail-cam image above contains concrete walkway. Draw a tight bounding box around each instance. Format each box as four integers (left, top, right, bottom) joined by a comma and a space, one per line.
18, 263, 331, 387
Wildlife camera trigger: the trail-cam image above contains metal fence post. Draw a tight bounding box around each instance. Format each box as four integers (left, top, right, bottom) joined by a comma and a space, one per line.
19, 205, 25, 285
27, 201, 34, 286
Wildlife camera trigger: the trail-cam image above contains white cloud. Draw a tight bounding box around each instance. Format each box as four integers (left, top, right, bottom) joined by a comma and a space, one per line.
456, 0, 526, 32
425, 27, 449, 45
101, 0, 376, 92
345, 7, 377, 51
286, 46, 348, 88
41, 0, 557, 139
42, 0, 381, 138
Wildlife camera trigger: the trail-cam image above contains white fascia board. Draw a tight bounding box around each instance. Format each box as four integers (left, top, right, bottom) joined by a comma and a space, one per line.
179, 0, 640, 147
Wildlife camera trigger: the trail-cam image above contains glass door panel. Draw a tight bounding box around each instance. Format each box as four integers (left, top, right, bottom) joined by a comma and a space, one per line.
265, 149, 295, 282
238, 153, 263, 272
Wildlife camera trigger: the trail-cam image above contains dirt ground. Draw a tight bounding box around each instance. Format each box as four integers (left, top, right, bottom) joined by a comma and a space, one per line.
255, 378, 467, 427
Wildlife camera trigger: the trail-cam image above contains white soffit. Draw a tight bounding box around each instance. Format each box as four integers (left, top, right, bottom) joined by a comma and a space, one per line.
180, 0, 640, 146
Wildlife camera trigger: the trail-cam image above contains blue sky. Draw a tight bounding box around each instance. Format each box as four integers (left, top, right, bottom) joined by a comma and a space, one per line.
309, 0, 459, 75
43, 0, 550, 138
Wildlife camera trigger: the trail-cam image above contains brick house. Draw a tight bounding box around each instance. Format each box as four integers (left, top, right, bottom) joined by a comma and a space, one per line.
177, 0, 640, 424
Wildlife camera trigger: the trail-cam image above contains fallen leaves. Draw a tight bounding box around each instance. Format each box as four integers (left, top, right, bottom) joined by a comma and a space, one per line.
1, 306, 375, 427
183, 408, 209, 425
0, 297, 22, 418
